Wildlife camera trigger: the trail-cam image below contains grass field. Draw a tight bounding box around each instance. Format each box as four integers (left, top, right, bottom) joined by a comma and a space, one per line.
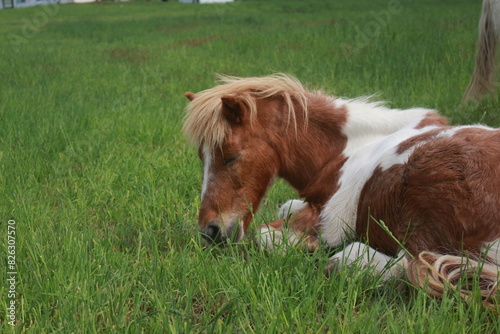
1, 0, 499, 332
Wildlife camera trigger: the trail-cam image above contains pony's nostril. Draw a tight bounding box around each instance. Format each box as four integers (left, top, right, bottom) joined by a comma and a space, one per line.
206, 224, 220, 239
202, 223, 223, 244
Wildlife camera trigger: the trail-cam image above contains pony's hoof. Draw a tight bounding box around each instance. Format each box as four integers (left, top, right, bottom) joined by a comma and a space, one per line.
323, 258, 341, 277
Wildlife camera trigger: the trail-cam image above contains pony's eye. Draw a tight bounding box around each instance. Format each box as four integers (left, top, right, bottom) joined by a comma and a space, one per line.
224, 154, 240, 166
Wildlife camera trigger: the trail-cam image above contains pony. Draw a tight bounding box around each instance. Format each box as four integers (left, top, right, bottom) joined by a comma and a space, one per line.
183, 74, 500, 302
463, 0, 500, 101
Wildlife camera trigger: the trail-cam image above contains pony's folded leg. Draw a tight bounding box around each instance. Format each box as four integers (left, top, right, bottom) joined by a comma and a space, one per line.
258, 201, 320, 252
278, 199, 307, 219
324, 242, 407, 280
257, 222, 299, 252
256, 219, 319, 252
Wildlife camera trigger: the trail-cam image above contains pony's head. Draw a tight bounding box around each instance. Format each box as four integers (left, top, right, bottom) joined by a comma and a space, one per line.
183, 74, 308, 245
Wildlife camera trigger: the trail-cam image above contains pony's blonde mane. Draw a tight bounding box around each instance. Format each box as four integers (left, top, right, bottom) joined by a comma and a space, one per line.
183, 73, 309, 148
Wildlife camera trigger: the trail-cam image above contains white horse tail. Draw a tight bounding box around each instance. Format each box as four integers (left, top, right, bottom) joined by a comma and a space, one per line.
463, 0, 498, 101
406, 251, 498, 309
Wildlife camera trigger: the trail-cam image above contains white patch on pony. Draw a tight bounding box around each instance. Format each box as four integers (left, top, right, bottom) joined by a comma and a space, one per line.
256, 226, 301, 251
379, 146, 417, 171
328, 242, 407, 280
278, 199, 307, 219
483, 239, 500, 265
338, 97, 434, 158
320, 125, 441, 248
201, 145, 213, 199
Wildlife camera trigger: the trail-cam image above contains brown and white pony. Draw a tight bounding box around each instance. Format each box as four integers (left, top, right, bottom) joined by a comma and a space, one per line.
463, 0, 500, 101
184, 74, 499, 302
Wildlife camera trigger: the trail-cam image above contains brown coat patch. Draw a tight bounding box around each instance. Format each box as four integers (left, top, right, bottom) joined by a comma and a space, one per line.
357, 128, 500, 257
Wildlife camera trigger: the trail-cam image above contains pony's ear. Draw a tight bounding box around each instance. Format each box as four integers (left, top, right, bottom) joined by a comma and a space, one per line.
185, 92, 196, 101
221, 96, 245, 124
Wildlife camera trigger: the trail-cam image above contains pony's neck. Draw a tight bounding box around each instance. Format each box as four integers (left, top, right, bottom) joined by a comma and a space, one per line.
275, 93, 347, 205
275, 94, 442, 206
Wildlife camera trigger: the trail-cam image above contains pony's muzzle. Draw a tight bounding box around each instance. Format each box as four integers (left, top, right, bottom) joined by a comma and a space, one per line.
200, 221, 243, 246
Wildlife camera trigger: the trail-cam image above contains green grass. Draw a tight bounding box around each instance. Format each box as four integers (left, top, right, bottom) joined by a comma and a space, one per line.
0, 0, 499, 332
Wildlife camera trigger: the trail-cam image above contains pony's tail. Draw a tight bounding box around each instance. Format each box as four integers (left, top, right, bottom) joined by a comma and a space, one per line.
463, 0, 497, 102
406, 251, 498, 309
